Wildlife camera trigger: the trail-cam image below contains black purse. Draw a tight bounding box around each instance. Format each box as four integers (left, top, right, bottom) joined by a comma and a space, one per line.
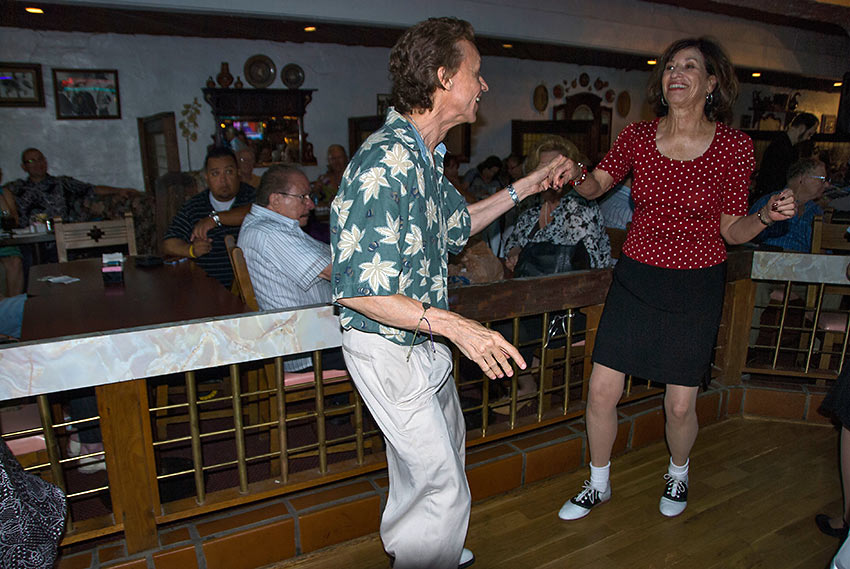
513, 222, 590, 277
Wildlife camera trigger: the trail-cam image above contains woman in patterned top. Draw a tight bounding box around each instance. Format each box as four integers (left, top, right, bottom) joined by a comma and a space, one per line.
503, 135, 613, 272
558, 37, 797, 523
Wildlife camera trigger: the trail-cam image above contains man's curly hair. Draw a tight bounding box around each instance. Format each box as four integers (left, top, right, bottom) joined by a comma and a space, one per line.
389, 18, 475, 115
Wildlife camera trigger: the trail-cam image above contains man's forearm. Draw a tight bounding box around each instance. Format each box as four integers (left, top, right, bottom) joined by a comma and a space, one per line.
218, 205, 251, 226
467, 177, 535, 235
162, 237, 191, 257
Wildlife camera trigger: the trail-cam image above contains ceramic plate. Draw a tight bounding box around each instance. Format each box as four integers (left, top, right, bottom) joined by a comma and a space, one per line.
244, 54, 276, 88
282, 63, 305, 89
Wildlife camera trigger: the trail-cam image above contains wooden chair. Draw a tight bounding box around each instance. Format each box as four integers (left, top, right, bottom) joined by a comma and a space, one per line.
221, 236, 364, 466
810, 213, 850, 372
53, 212, 137, 262
605, 226, 628, 260
224, 234, 259, 310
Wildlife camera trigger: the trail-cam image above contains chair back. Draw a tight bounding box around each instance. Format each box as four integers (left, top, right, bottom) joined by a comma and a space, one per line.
53, 213, 137, 262
224, 234, 259, 311
605, 226, 628, 260
154, 172, 200, 253
811, 213, 850, 254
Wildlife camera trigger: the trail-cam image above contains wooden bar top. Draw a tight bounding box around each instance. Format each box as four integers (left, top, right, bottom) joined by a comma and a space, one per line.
22, 257, 248, 341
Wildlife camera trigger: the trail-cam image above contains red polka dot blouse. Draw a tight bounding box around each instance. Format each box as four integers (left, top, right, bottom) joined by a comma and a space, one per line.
597, 118, 754, 269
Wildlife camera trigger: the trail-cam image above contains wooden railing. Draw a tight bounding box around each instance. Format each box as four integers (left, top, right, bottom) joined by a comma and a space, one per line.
0, 250, 760, 554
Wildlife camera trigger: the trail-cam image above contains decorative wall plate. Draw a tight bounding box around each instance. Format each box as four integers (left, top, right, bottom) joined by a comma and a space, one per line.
243, 54, 276, 88
533, 84, 548, 113
579, 73, 590, 87
616, 91, 631, 117
282, 63, 305, 89
605, 89, 615, 103
553, 84, 564, 99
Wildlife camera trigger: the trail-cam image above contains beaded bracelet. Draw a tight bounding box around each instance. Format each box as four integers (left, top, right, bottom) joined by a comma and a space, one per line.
568, 163, 588, 187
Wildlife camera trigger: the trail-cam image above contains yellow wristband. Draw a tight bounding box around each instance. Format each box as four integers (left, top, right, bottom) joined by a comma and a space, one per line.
188, 244, 196, 258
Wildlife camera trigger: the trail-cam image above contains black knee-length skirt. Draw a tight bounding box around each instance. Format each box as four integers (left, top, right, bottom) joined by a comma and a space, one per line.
592, 254, 726, 387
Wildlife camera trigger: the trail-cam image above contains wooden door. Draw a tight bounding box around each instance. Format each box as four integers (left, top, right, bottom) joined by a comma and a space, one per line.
137, 112, 180, 194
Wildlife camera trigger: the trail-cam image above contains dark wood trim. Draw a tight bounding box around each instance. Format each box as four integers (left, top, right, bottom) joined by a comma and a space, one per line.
2, 0, 843, 92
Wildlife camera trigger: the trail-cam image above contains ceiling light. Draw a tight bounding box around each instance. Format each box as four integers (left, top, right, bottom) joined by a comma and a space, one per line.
502, 43, 513, 49
835, 82, 843, 87
25, 6, 44, 13
303, 26, 316, 32
647, 60, 657, 65
751, 72, 761, 78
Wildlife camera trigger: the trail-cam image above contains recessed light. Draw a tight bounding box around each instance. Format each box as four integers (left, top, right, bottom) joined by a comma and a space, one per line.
25, 7, 44, 14
647, 59, 657, 65
835, 82, 843, 87
304, 26, 316, 32
751, 72, 761, 78
502, 43, 513, 49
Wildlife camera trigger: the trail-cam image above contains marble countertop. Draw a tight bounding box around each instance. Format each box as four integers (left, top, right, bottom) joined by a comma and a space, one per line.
0, 304, 342, 401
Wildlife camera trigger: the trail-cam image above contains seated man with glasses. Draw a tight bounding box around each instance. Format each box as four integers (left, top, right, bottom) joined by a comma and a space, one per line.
749, 157, 830, 252
238, 164, 344, 372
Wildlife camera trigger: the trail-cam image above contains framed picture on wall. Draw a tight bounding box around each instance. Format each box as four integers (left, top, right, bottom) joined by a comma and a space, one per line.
822, 114, 837, 134
0, 62, 45, 107
52, 68, 121, 119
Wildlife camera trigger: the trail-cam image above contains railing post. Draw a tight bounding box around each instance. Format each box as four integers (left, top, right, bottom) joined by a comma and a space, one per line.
96, 378, 160, 553
716, 278, 756, 385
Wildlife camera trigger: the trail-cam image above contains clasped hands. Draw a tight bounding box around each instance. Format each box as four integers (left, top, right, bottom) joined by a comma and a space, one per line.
525, 154, 581, 195
188, 218, 215, 257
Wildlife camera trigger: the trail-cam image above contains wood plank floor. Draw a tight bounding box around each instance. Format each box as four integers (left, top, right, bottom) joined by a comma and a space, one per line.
271, 418, 843, 569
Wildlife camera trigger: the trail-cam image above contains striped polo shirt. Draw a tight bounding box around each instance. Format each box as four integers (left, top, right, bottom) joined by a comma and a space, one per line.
163, 184, 256, 287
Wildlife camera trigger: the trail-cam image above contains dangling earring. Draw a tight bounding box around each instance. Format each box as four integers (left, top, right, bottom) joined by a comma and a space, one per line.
661, 95, 668, 107
705, 91, 714, 105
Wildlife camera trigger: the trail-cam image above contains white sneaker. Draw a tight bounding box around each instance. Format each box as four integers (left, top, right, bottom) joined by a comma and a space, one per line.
459, 548, 475, 568
659, 474, 688, 517
558, 480, 611, 520
68, 437, 106, 474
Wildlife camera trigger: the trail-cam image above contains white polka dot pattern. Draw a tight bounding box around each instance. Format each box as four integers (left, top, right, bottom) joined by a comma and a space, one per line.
597, 119, 753, 269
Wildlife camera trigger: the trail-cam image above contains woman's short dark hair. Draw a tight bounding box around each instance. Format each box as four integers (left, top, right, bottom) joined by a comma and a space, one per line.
647, 37, 738, 124
389, 17, 475, 115
476, 155, 502, 174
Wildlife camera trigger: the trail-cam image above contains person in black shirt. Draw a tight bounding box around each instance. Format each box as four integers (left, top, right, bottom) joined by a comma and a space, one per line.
162, 147, 255, 287
751, 112, 818, 205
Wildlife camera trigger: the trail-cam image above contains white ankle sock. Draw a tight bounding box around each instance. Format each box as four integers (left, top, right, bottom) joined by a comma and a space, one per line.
589, 462, 610, 491
668, 458, 689, 481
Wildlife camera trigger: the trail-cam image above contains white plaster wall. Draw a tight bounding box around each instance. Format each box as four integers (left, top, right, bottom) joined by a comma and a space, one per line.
0, 26, 841, 191
0, 27, 393, 188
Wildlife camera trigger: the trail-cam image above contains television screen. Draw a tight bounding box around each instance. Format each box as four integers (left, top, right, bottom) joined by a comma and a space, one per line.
229, 120, 264, 140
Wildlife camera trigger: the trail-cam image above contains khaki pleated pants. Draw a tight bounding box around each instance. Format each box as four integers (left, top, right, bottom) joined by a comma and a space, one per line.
342, 328, 470, 569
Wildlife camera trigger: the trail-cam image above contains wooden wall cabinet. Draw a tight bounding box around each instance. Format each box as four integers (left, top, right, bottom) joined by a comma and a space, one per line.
202, 87, 317, 165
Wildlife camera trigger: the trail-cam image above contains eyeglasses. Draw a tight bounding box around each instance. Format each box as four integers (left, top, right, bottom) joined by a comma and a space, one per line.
808, 175, 830, 183
277, 192, 313, 203
23, 158, 45, 164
